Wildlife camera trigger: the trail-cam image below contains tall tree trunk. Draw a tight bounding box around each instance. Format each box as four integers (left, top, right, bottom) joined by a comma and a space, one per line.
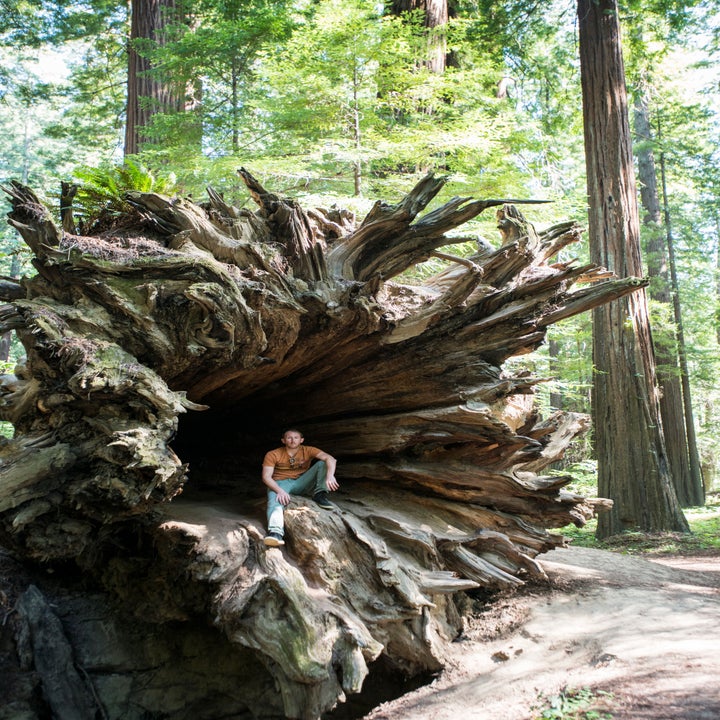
231, 60, 239, 153
352, 64, 363, 195
634, 88, 703, 506
576, 0, 688, 537
124, 0, 185, 156
715, 213, 720, 345
657, 141, 704, 506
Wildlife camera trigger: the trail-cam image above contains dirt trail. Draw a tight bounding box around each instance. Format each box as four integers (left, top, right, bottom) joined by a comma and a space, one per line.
361, 546, 720, 720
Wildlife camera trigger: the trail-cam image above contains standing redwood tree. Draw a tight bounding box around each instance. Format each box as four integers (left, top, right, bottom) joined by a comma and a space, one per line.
634, 85, 703, 507
577, 0, 688, 537
125, 0, 186, 156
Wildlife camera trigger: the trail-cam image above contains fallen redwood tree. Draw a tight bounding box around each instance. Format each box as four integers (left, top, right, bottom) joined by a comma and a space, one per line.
0, 170, 641, 719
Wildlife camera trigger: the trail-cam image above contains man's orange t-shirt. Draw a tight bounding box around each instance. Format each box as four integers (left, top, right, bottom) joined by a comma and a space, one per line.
263, 445, 323, 481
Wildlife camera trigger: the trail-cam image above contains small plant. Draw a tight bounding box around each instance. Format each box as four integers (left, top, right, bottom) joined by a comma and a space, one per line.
558, 518, 599, 548
72, 159, 177, 229
550, 471, 720, 556
550, 460, 598, 497
533, 686, 614, 719
0, 421, 13, 440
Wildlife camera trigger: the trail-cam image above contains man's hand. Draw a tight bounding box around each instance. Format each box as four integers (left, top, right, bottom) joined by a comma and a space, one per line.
326, 475, 340, 492
277, 488, 291, 505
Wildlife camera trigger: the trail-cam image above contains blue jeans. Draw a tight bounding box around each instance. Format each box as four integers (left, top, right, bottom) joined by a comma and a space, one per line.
267, 461, 328, 536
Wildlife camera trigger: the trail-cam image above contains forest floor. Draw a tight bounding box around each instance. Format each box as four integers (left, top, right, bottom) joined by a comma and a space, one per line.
360, 545, 720, 720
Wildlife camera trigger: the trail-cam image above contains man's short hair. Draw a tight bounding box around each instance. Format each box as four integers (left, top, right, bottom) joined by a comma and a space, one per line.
283, 428, 303, 437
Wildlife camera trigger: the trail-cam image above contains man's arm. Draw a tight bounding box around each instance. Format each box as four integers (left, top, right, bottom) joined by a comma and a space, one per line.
262, 464, 291, 505
315, 451, 339, 491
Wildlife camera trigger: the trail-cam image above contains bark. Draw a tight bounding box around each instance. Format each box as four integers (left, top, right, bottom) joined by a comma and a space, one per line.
0, 171, 639, 718
659, 149, 703, 505
124, 0, 185, 156
15, 586, 98, 720
577, 0, 688, 537
634, 89, 703, 506
716, 214, 720, 346
0, 252, 21, 361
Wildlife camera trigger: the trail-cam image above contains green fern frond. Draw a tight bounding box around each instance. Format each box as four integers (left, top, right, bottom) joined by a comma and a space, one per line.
72, 160, 177, 228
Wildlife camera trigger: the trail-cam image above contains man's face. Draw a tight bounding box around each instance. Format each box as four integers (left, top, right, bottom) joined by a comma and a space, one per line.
282, 431, 303, 449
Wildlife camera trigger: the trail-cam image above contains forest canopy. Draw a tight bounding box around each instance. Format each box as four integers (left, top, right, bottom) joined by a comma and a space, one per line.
1, 0, 719, 490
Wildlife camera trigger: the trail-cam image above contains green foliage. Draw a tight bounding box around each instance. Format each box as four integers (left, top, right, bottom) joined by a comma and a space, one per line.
558, 498, 720, 555
131, 0, 296, 158
1, 0, 720, 491
72, 159, 177, 227
532, 686, 614, 720
0, 0, 122, 48
0, 4, 124, 188
0, 34, 127, 192
254, 0, 432, 194
122, 0, 590, 212
550, 461, 599, 497
534, 319, 593, 415
43, 31, 127, 160
253, 0, 580, 203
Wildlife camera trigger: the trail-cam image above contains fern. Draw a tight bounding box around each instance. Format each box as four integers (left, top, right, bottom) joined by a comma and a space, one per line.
72, 160, 177, 228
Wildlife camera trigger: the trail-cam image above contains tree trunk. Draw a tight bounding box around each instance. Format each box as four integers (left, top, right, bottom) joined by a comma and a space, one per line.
124, 0, 185, 156
576, 0, 688, 538
716, 213, 720, 345
0, 171, 642, 718
634, 88, 703, 507
658, 145, 704, 506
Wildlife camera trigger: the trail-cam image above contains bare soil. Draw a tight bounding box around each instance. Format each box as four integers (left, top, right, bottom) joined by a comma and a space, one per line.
361, 546, 720, 720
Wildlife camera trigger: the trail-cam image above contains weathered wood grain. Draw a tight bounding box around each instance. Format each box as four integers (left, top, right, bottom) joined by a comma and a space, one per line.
0, 171, 635, 718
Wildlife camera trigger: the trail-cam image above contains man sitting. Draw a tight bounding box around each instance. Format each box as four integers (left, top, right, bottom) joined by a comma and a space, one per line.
261, 428, 339, 547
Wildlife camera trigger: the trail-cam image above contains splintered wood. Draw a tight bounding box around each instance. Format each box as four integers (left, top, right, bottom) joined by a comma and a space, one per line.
0, 171, 634, 718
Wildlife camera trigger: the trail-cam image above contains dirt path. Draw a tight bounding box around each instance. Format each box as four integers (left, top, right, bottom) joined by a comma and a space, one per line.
361, 546, 720, 720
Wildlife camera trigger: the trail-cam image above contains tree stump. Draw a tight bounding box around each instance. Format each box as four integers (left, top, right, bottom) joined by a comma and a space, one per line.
0, 171, 641, 718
